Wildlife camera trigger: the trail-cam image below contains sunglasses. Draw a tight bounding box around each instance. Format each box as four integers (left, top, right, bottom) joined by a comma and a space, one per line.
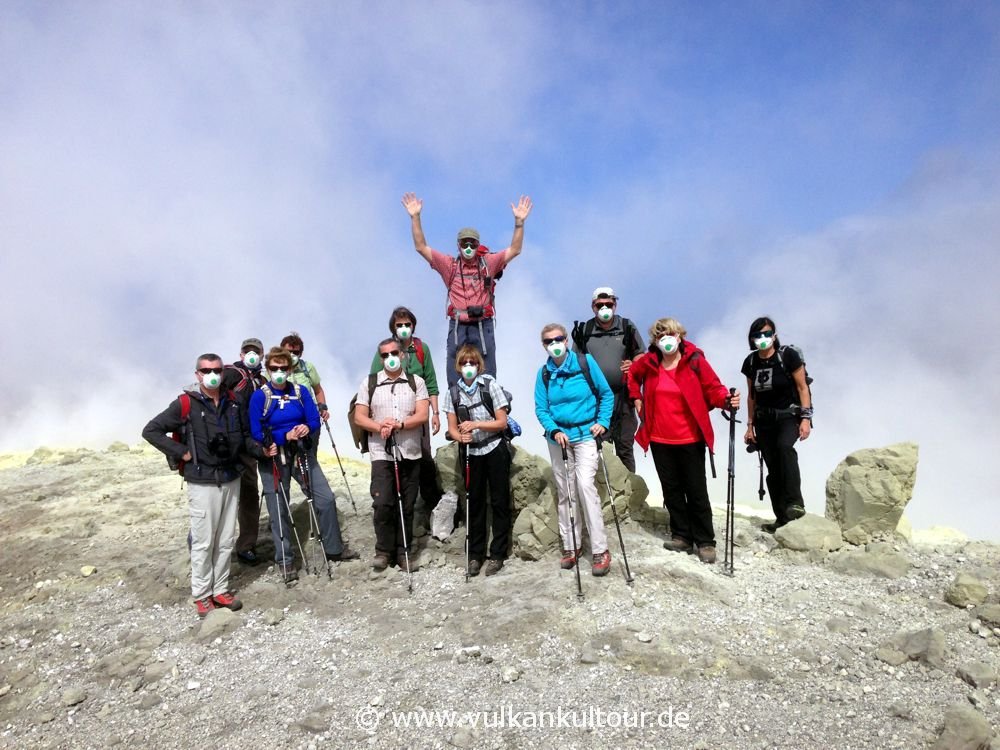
754, 330, 775, 339
379, 350, 401, 359
460, 240, 479, 249
198, 367, 223, 374
593, 299, 616, 307
269, 365, 290, 372
460, 360, 479, 367
543, 335, 567, 346
285, 348, 303, 355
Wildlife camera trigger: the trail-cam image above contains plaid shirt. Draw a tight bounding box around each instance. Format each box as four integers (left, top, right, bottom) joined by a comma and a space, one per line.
356, 371, 429, 461
441, 376, 510, 457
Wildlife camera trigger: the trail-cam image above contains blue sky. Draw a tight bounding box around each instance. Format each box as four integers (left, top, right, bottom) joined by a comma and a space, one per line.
2, 2, 998, 537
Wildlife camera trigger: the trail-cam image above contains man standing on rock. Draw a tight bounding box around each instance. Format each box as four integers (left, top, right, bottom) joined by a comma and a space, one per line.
143, 353, 263, 618
402, 191, 533, 387
353, 338, 429, 572
222, 337, 267, 565
571, 287, 645, 472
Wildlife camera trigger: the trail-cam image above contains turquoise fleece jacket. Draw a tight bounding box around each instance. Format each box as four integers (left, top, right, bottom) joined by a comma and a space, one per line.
534, 351, 613, 445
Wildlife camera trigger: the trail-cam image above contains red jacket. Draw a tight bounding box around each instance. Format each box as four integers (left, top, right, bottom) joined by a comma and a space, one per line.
627, 342, 730, 453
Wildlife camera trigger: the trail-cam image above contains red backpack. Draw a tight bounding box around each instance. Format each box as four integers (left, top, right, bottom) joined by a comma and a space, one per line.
167, 393, 192, 475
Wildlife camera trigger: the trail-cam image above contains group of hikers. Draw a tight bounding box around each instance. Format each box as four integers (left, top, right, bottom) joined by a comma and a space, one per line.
144, 194, 813, 617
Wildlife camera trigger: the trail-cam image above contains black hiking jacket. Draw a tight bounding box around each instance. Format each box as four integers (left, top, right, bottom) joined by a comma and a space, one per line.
142, 388, 264, 485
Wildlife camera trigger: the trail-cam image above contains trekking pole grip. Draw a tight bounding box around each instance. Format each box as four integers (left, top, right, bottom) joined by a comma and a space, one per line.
559, 441, 568, 463
729, 386, 736, 411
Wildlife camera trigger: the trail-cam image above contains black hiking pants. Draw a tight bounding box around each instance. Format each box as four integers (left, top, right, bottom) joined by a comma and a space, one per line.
755, 414, 804, 525
371, 458, 420, 558
467, 442, 512, 561
650, 441, 715, 547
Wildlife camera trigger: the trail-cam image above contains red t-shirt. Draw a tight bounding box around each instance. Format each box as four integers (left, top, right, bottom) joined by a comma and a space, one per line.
650, 368, 701, 445
428, 249, 507, 321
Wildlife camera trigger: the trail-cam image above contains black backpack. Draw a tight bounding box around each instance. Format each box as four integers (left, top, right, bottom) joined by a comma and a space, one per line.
571, 317, 642, 360
448, 375, 518, 442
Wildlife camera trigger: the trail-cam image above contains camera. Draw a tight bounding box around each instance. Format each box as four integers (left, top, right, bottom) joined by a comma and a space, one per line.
208, 433, 232, 457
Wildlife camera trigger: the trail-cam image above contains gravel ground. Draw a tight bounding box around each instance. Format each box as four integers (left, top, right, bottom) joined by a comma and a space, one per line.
0, 445, 997, 750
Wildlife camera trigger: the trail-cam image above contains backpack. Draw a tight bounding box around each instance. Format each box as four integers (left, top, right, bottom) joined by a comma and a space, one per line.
259, 382, 304, 421
348, 372, 418, 453
166, 393, 192, 475
541, 353, 602, 423
410, 337, 426, 367
448, 375, 521, 442
445, 248, 500, 318
571, 317, 642, 360
775, 345, 813, 386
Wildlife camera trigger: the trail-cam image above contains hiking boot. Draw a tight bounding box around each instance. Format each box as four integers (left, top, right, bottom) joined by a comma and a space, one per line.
592, 551, 612, 577
194, 597, 215, 618
212, 592, 243, 611
397, 552, 419, 573
761, 521, 780, 534
560, 548, 581, 570
467, 559, 482, 577
786, 505, 806, 521
372, 553, 390, 571
280, 564, 299, 583
236, 548, 259, 565
697, 545, 717, 564
326, 546, 361, 562
484, 559, 504, 577
662, 536, 693, 553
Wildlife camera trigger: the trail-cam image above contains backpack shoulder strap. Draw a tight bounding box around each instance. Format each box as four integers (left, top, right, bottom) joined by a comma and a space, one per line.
577, 353, 599, 398
406, 372, 417, 393
449, 383, 461, 415
367, 372, 378, 403
412, 337, 426, 366
622, 317, 640, 359
260, 384, 274, 418
479, 376, 496, 418
179, 393, 191, 421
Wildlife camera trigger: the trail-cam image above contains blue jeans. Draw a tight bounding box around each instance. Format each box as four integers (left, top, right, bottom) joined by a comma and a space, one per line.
446, 318, 496, 387
258, 447, 345, 565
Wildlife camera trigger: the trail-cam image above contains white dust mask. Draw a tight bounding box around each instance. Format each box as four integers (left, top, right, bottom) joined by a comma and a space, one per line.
754, 333, 774, 352
461, 245, 476, 260
201, 371, 222, 389
396, 326, 412, 340
270, 369, 288, 385
597, 305, 614, 323
242, 351, 261, 368
547, 341, 566, 358
384, 355, 401, 372
461, 364, 478, 381
658, 335, 680, 355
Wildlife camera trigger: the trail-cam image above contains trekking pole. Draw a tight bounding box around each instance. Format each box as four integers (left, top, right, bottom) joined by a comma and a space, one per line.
388, 434, 414, 594
596, 437, 634, 585
723, 388, 739, 577
323, 421, 359, 515
295, 439, 334, 580
264, 428, 310, 581
271, 453, 310, 579
464, 442, 471, 583
560, 442, 584, 601
755, 447, 765, 501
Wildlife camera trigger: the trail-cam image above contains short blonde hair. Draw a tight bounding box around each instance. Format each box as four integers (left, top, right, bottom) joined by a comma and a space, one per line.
649, 317, 686, 341
264, 346, 292, 368
454, 344, 485, 372
540, 323, 567, 342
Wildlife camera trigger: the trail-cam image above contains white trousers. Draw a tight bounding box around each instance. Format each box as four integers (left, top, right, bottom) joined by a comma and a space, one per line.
188, 478, 240, 600
547, 440, 607, 555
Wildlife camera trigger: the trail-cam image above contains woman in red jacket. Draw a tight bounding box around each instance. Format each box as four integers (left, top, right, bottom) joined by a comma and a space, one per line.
628, 317, 740, 564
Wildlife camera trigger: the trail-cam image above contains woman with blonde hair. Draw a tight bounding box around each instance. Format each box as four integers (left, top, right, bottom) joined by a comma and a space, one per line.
441, 344, 513, 577
627, 318, 740, 564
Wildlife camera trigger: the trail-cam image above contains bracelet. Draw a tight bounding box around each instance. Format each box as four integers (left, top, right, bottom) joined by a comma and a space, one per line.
515, 222, 524, 228
798, 406, 814, 419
